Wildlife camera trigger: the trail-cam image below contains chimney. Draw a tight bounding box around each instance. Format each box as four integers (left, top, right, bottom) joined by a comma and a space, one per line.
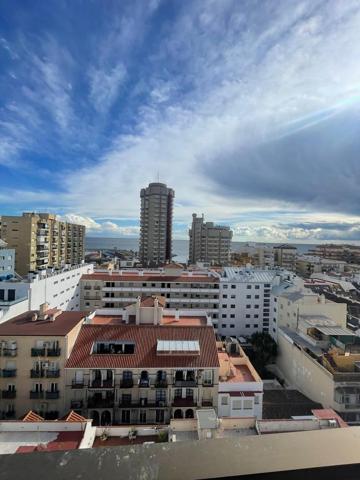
39, 303, 49, 319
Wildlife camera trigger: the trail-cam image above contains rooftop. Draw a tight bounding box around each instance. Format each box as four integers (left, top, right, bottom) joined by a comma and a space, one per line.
262, 389, 322, 419
0, 310, 86, 336
66, 324, 219, 369
82, 272, 219, 283
222, 268, 277, 283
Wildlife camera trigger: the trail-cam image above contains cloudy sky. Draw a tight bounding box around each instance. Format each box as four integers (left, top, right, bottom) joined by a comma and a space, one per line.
1, 0, 360, 242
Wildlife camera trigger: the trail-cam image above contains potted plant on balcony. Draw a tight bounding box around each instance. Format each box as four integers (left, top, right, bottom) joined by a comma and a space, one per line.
128, 427, 137, 442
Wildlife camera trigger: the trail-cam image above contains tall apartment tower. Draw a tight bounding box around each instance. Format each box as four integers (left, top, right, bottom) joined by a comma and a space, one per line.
0, 213, 85, 276
139, 183, 174, 267
189, 213, 233, 266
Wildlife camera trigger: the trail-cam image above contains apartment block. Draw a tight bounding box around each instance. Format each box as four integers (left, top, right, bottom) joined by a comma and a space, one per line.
274, 244, 297, 271
139, 183, 174, 267
0, 213, 85, 276
218, 267, 297, 337
189, 213, 232, 266
0, 240, 15, 279
65, 299, 219, 426
0, 305, 85, 420
308, 244, 360, 263
296, 255, 346, 277
80, 265, 220, 322
0, 264, 93, 324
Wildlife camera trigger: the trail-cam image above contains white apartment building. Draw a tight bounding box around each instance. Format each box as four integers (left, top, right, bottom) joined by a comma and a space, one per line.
218, 268, 296, 337
80, 265, 220, 324
0, 264, 93, 324
0, 240, 15, 279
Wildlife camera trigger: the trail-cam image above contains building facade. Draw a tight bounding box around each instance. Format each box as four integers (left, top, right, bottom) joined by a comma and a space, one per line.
0, 306, 85, 420
273, 244, 297, 271
189, 213, 232, 266
0, 213, 85, 276
139, 183, 174, 267
80, 266, 220, 322
0, 240, 15, 280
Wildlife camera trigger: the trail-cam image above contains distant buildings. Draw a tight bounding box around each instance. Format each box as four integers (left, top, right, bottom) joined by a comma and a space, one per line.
296, 255, 346, 277
139, 183, 174, 267
0, 213, 85, 276
189, 213, 232, 266
0, 240, 15, 279
273, 244, 297, 271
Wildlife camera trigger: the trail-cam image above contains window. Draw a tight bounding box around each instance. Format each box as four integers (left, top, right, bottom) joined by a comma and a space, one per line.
222, 304, 227, 308
244, 399, 253, 409
232, 400, 242, 409
254, 324, 258, 328
246, 304, 251, 308
230, 324, 235, 328
223, 285, 228, 289
222, 294, 228, 299
230, 295, 236, 299
246, 314, 250, 318
231, 285, 236, 289
221, 396, 228, 405
230, 314, 235, 318
246, 285, 251, 289
254, 314, 259, 318
230, 304, 235, 308
246, 295, 251, 299
139, 410, 146, 424
255, 285, 260, 289
156, 409, 165, 423
245, 324, 250, 328
255, 295, 259, 299
222, 314, 227, 318
254, 304, 259, 309
222, 324, 227, 328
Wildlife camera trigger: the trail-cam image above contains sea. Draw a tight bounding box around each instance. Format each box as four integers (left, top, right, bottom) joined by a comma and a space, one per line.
85, 237, 318, 264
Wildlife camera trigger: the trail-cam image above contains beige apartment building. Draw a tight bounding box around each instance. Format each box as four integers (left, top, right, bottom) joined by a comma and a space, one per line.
189, 213, 232, 266
0, 305, 85, 420
80, 265, 220, 321
65, 298, 219, 426
0, 213, 85, 276
273, 244, 297, 271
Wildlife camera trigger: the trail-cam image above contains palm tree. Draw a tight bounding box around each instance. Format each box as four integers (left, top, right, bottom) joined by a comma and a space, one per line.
250, 332, 277, 373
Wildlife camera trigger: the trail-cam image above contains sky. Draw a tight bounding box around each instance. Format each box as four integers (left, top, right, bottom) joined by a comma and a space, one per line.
1, 0, 360, 242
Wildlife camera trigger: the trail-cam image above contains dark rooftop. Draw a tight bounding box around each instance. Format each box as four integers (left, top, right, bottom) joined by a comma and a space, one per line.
262, 389, 322, 419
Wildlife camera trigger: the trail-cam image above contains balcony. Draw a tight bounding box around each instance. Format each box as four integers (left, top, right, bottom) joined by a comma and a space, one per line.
46, 369, 60, 378
47, 348, 61, 357
1, 411, 16, 420
2, 390, 16, 399
2, 348, 17, 357
120, 379, 134, 388
30, 369, 44, 378
87, 396, 114, 408
71, 380, 84, 389
31, 348, 45, 357
30, 391, 44, 399
2, 369, 16, 377
71, 400, 83, 409
155, 379, 168, 388
172, 397, 196, 407
46, 391, 60, 400
90, 379, 114, 388
44, 411, 59, 420
174, 380, 197, 388
138, 379, 150, 388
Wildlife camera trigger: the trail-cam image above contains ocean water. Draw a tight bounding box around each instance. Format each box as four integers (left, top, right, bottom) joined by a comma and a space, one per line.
85, 237, 316, 263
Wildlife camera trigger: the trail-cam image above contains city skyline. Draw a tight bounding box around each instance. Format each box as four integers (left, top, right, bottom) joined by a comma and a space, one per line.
1, 1, 360, 242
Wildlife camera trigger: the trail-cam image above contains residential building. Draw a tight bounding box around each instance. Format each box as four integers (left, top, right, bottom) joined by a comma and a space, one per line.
0, 264, 93, 324
218, 267, 297, 337
308, 244, 360, 264
0, 305, 86, 420
80, 265, 220, 323
65, 298, 219, 426
217, 340, 263, 419
231, 244, 274, 268
189, 213, 232, 266
139, 182, 174, 267
274, 244, 297, 271
0, 240, 15, 279
296, 255, 346, 277
0, 213, 85, 276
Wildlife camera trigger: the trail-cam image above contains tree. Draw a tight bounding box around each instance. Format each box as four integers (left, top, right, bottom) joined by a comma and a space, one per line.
250, 332, 277, 374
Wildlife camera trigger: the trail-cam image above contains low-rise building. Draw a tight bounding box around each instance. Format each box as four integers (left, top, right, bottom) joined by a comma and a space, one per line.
217, 340, 263, 419
0, 263, 93, 324
80, 265, 220, 323
0, 305, 86, 420
65, 300, 220, 426
296, 255, 346, 277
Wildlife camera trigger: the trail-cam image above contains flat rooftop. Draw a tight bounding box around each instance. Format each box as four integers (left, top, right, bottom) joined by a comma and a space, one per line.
0, 431, 83, 454
263, 389, 322, 419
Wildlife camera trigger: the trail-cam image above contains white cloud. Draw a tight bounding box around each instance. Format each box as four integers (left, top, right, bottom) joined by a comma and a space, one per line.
89, 64, 127, 113
57, 214, 140, 236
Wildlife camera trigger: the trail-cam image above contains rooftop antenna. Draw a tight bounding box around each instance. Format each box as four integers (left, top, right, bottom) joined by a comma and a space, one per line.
156, 170, 160, 182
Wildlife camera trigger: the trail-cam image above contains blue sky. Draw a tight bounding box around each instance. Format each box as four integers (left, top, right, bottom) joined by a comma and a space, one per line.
1, 0, 360, 241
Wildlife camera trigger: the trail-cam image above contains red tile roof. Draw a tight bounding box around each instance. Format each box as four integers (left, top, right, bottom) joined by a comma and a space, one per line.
60, 411, 87, 422
161, 316, 208, 326
66, 325, 219, 369
311, 409, 348, 428
82, 273, 218, 283
0, 311, 86, 336
20, 411, 44, 422
139, 295, 166, 307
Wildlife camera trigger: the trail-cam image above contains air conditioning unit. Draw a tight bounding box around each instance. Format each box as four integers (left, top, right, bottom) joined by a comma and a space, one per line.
328, 419, 337, 428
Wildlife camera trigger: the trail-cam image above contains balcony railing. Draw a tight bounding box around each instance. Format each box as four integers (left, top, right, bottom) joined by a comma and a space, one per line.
1, 411, 16, 420
46, 369, 60, 378
47, 348, 61, 357
2, 390, 16, 399
30, 391, 44, 399
2, 369, 16, 378
31, 348, 46, 357
2, 348, 17, 357
71, 380, 84, 389
174, 380, 197, 387
120, 379, 134, 388
172, 397, 196, 407
30, 369, 45, 378
87, 396, 114, 408
155, 379, 168, 388
46, 391, 60, 400
138, 379, 150, 388
90, 379, 114, 388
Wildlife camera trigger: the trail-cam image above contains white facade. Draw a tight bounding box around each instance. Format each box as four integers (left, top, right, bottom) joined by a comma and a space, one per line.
218, 268, 296, 337
0, 264, 93, 323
